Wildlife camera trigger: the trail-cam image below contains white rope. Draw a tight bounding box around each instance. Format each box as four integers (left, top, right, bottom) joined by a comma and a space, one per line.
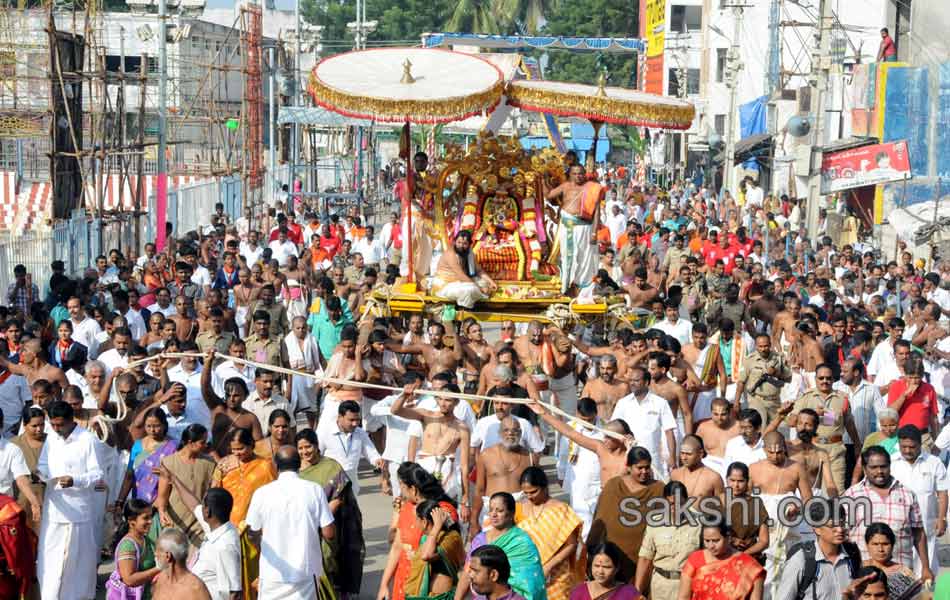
124, 351, 625, 441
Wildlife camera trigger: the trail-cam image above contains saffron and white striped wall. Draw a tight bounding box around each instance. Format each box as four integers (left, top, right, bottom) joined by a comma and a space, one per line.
0, 172, 213, 232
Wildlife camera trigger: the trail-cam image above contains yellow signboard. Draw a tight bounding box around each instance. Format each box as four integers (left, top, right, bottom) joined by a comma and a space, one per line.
644, 0, 667, 58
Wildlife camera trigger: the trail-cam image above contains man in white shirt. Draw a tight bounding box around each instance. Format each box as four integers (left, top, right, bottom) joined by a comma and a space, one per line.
67, 296, 102, 360
246, 446, 335, 600
834, 358, 885, 454
36, 400, 104, 600
353, 226, 387, 268
891, 424, 948, 577
654, 299, 694, 346
745, 177, 764, 210
867, 319, 904, 382
872, 339, 911, 395
556, 398, 603, 538
605, 203, 627, 246
146, 288, 177, 318
379, 212, 399, 254
268, 227, 299, 267
239, 230, 265, 266
610, 366, 678, 480
723, 408, 767, 471
113, 290, 147, 342
98, 327, 133, 376
0, 421, 42, 516
317, 400, 384, 494
167, 346, 211, 429
370, 390, 425, 496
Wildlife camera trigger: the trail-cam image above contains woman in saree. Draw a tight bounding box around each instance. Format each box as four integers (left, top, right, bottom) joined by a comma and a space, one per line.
106, 499, 162, 600
211, 427, 276, 525
514, 466, 583, 600
254, 409, 295, 463
12, 406, 46, 534
117, 408, 178, 508
863, 523, 922, 600
378, 462, 459, 600
154, 424, 216, 547
298, 429, 365, 599
569, 542, 641, 600
455, 492, 547, 600
678, 523, 765, 600
405, 501, 465, 600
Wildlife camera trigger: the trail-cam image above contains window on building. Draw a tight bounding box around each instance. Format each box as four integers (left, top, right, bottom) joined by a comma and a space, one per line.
105, 55, 143, 74
670, 5, 703, 33
714, 114, 726, 136
716, 48, 727, 82
668, 68, 701, 97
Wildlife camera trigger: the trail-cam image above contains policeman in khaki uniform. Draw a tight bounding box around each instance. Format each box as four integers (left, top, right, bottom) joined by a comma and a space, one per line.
636, 490, 703, 599
195, 307, 235, 357
734, 332, 792, 426
244, 310, 287, 369
788, 363, 860, 494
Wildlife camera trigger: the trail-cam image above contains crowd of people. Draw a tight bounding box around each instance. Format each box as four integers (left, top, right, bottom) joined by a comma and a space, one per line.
0, 156, 949, 600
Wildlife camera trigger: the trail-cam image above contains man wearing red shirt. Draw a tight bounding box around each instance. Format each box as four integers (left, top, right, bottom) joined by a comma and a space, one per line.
285, 213, 303, 246
877, 27, 897, 62
317, 224, 342, 259
888, 358, 938, 446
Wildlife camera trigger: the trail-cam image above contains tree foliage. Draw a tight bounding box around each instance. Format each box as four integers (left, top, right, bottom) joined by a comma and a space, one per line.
301, 0, 454, 53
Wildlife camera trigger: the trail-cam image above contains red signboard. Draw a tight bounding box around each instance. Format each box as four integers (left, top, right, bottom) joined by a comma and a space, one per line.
820, 140, 911, 194
644, 55, 665, 95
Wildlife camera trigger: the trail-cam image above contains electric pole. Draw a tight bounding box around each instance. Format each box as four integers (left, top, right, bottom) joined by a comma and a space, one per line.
156, 0, 168, 251
805, 0, 833, 238
721, 4, 744, 195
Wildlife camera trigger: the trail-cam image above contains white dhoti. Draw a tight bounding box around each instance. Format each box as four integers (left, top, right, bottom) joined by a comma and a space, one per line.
760, 493, 802, 600
37, 519, 98, 600
915, 530, 940, 577
318, 395, 342, 431
570, 486, 601, 541
418, 453, 461, 499
558, 214, 597, 294
432, 279, 489, 309
692, 390, 716, 423
258, 577, 318, 600
541, 374, 579, 456
235, 306, 249, 333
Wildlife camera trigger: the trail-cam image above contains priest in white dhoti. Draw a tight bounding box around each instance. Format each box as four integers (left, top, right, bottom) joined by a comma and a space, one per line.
547, 164, 601, 295
430, 230, 497, 309
398, 151, 435, 282
37, 400, 104, 600
284, 316, 322, 430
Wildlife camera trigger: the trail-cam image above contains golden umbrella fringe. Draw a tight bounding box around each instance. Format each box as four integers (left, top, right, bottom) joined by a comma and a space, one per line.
308, 71, 506, 123
124, 351, 625, 441
505, 84, 695, 128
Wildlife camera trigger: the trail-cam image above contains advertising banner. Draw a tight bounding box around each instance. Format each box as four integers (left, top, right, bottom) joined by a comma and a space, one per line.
820, 140, 911, 194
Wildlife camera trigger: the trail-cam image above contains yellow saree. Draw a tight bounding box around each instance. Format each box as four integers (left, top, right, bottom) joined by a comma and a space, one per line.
515, 501, 584, 600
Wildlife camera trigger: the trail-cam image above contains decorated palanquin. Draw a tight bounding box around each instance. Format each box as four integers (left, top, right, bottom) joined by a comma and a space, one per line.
430, 132, 566, 286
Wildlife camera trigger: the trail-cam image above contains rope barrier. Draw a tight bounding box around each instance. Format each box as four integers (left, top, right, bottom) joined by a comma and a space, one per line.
117, 351, 625, 441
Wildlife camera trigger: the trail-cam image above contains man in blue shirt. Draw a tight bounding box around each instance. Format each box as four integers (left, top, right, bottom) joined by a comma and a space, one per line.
312, 295, 352, 367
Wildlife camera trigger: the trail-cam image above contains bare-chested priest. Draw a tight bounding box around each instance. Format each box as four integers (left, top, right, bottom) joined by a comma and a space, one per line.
528, 399, 635, 483
670, 435, 724, 499
581, 355, 630, 421
391, 382, 471, 515
430, 230, 497, 309
749, 431, 813, 597
765, 406, 838, 497
470, 416, 534, 536
546, 164, 601, 294
696, 398, 742, 478
0, 338, 69, 395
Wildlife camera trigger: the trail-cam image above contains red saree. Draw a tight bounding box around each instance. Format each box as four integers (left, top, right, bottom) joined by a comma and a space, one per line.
683, 549, 764, 600
393, 500, 459, 600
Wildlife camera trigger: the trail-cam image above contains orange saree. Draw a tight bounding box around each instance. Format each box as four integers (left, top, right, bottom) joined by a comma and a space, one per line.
683, 549, 765, 600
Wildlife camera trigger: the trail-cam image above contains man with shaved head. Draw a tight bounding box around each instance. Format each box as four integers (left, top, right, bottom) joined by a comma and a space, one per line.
581, 355, 630, 421
750, 430, 813, 596
0, 337, 68, 396
670, 435, 724, 499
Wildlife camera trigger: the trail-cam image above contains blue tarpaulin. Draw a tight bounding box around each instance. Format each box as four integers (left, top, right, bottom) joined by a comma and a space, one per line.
738, 96, 768, 170
520, 123, 610, 163
422, 33, 645, 53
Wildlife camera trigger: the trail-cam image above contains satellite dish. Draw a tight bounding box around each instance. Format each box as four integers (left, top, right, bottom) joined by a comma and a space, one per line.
787, 115, 811, 138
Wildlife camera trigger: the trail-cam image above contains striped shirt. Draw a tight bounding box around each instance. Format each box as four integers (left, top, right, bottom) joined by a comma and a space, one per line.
843, 478, 922, 568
